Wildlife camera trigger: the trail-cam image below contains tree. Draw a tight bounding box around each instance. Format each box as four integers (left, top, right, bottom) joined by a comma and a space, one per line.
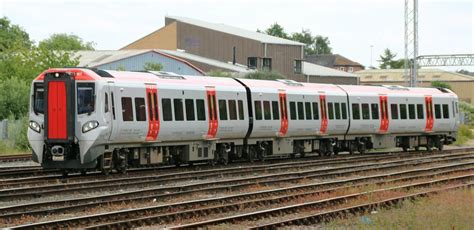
143, 62, 163, 71
38, 33, 95, 51
378, 49, 404, 69
245, 70, 285, 80
261, 23, 289, 39
0, 78, 30, 119
431, 81, 452, 90
314, 35, 332, 55
0, 17, 32, 52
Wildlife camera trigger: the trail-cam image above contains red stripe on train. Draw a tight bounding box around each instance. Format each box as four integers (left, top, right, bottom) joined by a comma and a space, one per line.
146, 85, 160, 141
425, 95, 434, 132
278, 90, 288, 137
319, 94, 328, 134
379, 95, 389, 133
206, 88, 218, 139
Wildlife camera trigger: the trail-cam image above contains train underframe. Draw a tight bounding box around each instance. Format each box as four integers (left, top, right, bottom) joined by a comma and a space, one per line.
77, 132, 456, 175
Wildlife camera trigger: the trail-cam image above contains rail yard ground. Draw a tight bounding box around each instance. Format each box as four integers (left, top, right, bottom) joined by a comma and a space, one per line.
0, 147, 472, 228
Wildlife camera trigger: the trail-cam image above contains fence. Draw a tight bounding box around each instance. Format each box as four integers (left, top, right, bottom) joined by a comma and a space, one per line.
0, 119, 25, 142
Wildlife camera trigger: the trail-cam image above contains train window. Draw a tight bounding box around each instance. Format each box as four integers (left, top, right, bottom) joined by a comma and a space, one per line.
153, 93, 158, 120
263, 101, 271, 120
196, 99, 206, 121
390, 104, 398, 120
77, 83, 95, 114
238, 100, 244, 120
452, 101, 455, 117
272, 101, 280, 120
135, 98, 146, 121
408, 104, 416, 119
33, 83, 44, 114
228, 100, 237, 120
297, 102, 305, 120
434, 104, 442, 119
400, 104, 407, 120
147, 93, 153, 120
162, 98, 172, 121
361, 103, 370, 120
121, 97, 133, 121
255, 101, 262, 120
371, 104, 379, 119
341, 103, 347, 119
104, 93, 109, 113
185, 99, 195, 121
174, 99, 184, 121
219, 100, 228, 120
328, 103, 334, 120
352, 103, 361, 120
442, 104, 449, 119
312, 102, 319, 120
417, 104, 424, 119
335, 103, 341, 120
111, 92, 116, 120
290, 102, 297, 120
305, 102, 312, 120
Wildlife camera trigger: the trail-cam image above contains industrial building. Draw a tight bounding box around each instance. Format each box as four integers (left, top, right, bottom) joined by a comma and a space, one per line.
122, 16, 307, 81
357, 68, 474, 103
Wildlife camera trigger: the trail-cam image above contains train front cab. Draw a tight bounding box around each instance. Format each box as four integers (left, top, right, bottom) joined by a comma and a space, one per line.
28, 69, 106, 169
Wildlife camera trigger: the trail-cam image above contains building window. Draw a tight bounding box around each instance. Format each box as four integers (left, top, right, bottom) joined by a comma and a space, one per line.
294, 60, 302, 74
247, 57, 258, 69
348, 67, 354, 73
339, 67, 345, 71
262, 58, 272, 71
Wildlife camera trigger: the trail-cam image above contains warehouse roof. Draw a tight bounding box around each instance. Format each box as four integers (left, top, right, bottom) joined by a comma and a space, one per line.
305, 54, 364, 68
302, 61, 358, 78
357, 68, 474, 82
166, 16, 305, 46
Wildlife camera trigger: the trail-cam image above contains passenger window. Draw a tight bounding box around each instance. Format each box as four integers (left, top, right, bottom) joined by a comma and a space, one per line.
408, 104, 416, 119
400, 104, 407, 120
434, 104, 442, 119
263, 101, 271, 120
305, 102, 312, 120
33, 83, 44, 114
290, 102, 297, 120
238, 100, 244, 120
272, 101, 279, 120
162, 99, 172, 121
370, 104, 379, 120
228, 100, 237, 120
174, 99, 184, 121
298, 102, 305, 120
417, 104, 424, 119
219, 100, 228, 120
335, 103, 341, 120
312, 102, 319, 120
341, 103, 347, 119
77, 83, 95, 114
328, 103, 334, 120
362, 103, 370, 120
121, 97, 133, 121
352, 103, 360, 120
104, 93, 109, 113
391, 104, 398, 120
442, 104, 449, 119
185, 99, 195, 121
255, 101, 262, 120
196, 99, 206, 121
134, 98, 146, 121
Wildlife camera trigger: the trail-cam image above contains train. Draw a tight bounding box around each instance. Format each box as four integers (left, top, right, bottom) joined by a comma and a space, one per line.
28, 68, 460, 174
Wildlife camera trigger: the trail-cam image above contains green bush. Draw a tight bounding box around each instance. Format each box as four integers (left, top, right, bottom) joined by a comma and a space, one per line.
207, 69, 233, 78
459, 101, 474, 125
454, 124, 473, 146
245, 70, 286, 80
0, 78, 30, 120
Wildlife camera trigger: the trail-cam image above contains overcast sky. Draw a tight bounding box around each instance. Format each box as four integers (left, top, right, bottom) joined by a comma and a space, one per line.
1, 0, 473, 70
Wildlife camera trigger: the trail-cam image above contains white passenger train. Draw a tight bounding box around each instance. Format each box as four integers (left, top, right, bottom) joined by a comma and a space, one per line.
28, 68, 460, 174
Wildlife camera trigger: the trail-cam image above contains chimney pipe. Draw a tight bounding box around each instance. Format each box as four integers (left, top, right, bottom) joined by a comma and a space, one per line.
232, 46, 236, 65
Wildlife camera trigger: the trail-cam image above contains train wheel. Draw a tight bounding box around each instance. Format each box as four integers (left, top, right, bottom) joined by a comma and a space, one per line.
358, 143, 366, 154
62, 170, 69, 177
102, 168, 111, 175
414, 146, 420, 151
437, 143, 444, 151
348, 142, 355, 155
402, 146, 408, 152
80, 169, 87, 176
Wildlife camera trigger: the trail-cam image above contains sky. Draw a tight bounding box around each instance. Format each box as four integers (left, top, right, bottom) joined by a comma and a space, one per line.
1, 0, 473, 71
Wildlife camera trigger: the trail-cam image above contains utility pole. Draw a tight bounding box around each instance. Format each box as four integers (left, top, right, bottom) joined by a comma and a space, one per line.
404, 0, 418, 87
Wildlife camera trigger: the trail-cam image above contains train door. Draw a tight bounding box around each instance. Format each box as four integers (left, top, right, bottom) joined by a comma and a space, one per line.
319, 94, 328, 134
107, 82, 118, 141
379, 95, 389, 133
206, 87, 218, 139
278, 90, 288, 137
425, 95, 434, 132
146, 84, 159, 141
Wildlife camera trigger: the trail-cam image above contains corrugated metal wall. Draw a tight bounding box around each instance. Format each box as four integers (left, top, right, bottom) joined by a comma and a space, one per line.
96, 52, 203, 76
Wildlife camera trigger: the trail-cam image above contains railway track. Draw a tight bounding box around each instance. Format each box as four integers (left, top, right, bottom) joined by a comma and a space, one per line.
3, 150, 474, 228
0, 154, 31, 163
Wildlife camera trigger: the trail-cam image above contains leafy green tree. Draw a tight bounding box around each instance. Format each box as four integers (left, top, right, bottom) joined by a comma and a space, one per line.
0, 17, 32, 52
38, 33, 95, 51
0, 78, 30, 119
431, 81, 452, 90
290, 30, 332, 55
314, 35, 332, 55
143, 62, 163, 71
261, 23, 289, 39
245, 70, 285, 80
378, 49, 404, 69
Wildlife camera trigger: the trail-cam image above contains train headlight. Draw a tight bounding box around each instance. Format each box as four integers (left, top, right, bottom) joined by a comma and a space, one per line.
82, 120, 99, 133
29, 121, 41, 133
